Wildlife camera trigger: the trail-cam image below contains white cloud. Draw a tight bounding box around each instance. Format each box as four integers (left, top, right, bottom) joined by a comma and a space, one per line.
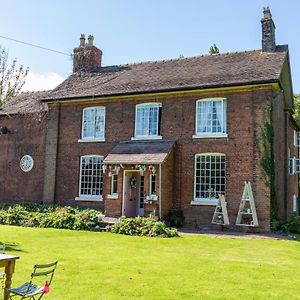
23, 71, 65, 91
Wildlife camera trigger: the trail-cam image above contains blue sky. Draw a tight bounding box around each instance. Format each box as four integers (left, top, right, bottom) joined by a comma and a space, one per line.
1, 0, 299, 92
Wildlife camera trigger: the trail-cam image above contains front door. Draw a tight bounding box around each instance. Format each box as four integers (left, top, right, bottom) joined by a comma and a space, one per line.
123, 171, 139, 217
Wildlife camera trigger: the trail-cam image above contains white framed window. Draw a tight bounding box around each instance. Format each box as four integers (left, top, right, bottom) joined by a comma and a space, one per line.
293, 194, 298, 213
133, 103, 162, 139
75, 155, 103, 201
150, 174, 156, 195
111, 174, 118, 195
289, 157, 295, 175
289, 157, 300, 175
193, 98, 227, 138
192, 153, 226, 205
80, 107, 105, 142
294, 131, 300, 147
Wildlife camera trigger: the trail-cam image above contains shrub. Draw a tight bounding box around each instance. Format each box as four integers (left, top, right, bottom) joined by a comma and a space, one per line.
0, 203, 102, 231
284, 216, 300, 233
111, 217, 178, 238
166, 210, 185, 228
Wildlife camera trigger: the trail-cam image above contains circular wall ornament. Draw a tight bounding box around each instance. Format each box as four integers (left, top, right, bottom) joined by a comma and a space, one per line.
20, 155, 34, 172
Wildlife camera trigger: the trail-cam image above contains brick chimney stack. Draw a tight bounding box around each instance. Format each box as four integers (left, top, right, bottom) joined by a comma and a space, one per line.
261, 7, 276, 52
73, 34, 102, 72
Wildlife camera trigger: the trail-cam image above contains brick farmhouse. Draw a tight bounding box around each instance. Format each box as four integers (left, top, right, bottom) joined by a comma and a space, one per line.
0, 8, 298, 231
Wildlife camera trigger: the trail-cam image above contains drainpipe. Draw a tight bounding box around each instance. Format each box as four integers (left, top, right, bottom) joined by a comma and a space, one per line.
159, 163, 162, 219
284, 110, 289, 220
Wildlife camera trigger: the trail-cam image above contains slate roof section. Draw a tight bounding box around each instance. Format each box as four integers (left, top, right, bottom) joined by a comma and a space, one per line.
103, 140, 176, 164
0, 91, 49, 115
44, 46, 288, 101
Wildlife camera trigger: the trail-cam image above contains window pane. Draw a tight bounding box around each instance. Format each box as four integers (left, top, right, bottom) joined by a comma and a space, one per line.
83, 108, 105, 139
80, 156, 103, 196
112, 174, 118, 194
196, 99, 226, 134
195, 154, 226, 200
136, 104, 160, 137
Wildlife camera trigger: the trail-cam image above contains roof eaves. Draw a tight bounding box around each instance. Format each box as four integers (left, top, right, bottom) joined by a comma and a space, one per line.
41, 79, 280, 103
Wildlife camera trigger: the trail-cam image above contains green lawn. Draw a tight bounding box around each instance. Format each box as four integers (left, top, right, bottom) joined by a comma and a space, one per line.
1, 225, 300, 300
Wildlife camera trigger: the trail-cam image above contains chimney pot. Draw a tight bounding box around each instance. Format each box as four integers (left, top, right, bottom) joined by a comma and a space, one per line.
88, 35, 94, 46
263, 6, 272, 19
80, 34, 85, 47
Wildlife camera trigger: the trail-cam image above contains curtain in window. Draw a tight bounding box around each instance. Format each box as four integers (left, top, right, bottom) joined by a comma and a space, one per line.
83, 109, 95, 138
197, 100, 226, 134
83, 108, 105, 139
136, 104, 159, 136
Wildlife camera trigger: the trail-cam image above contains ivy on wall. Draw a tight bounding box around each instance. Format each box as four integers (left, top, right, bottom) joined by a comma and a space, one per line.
260, 105, 277, 218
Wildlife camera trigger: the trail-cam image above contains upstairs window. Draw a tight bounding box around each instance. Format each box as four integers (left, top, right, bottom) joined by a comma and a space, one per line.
294, 131, 300, 147
195, 98, 227, 137
135, 103, 162, 138
82, 107, 105, 140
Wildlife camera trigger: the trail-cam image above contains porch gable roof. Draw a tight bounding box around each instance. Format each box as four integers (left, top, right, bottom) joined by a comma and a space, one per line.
103, 140, 175, 164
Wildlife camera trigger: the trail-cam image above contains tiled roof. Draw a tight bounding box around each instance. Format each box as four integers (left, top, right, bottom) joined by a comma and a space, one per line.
103, 140, 175, 164
0, 91, 49, 115
44, 46, 288, 101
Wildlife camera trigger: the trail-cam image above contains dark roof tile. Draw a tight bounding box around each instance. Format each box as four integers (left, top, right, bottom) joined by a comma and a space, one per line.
44, 46, 288, 101
0, 91, 49, 115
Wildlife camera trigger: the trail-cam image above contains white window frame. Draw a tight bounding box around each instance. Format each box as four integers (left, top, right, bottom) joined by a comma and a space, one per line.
149, 174, 156, 195
294, 130, 300, 147
193, 98, 228, 139
132, 103, 162, 140
79, 107, 106, 142
75, 155, 104, 201
289, 156, 300, 175
192, 153, 226, 206
292, 194, 298, 213
107, 174, 118, 199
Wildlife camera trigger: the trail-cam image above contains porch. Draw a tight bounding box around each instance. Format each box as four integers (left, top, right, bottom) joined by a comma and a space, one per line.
102, 140, 175, 219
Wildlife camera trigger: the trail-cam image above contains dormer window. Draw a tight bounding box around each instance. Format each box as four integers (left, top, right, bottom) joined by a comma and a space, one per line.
80, 107, 105, 142
133, 103, 162, 139
193, 98, 227, 138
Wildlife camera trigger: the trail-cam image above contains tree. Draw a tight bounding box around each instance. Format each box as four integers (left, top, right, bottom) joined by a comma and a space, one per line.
209, 44, 220, 55
0, 46, 28, 106
294, 94, 300, 127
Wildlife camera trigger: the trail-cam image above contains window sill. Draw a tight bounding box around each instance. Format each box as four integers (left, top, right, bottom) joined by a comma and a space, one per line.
192, 133, 228, 139
107, 194, 118, 199
131, 136, 162, 141
75, 196, 103, 202
78, 138, 105, 143
191, 199, 218, 206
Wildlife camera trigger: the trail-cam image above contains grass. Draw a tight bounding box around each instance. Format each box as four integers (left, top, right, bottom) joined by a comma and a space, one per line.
1, 225, 300, 300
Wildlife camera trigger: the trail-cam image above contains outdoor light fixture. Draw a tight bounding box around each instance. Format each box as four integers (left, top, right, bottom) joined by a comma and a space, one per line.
0, 126, 8, 135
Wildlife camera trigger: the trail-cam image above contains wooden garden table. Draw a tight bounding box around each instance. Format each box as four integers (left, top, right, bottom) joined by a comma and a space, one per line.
0, 254, 19, 300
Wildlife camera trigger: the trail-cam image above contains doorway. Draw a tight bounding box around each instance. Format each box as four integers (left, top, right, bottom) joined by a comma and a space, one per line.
122, 171, 145, 217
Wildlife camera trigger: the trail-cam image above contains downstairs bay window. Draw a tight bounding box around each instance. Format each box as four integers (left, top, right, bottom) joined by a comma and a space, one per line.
192, 153, 226, 205
75, 155, 104, 201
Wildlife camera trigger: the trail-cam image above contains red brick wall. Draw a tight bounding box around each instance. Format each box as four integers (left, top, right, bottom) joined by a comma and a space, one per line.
0, 113, 47, 202
1, 86, 294, 232
287, 118, 299, 218
51, 87, 273, 230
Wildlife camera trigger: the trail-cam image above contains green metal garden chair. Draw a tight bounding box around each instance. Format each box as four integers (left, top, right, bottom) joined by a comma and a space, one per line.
7, 261, 58, 300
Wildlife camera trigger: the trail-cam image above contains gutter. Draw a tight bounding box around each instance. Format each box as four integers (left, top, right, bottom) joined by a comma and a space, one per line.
41, 80, 280, 103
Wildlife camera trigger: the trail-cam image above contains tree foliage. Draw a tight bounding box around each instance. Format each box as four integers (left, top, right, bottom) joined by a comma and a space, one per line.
293, 94, 300, 127
0, 46, 28, 106
209, 44, 220, 55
